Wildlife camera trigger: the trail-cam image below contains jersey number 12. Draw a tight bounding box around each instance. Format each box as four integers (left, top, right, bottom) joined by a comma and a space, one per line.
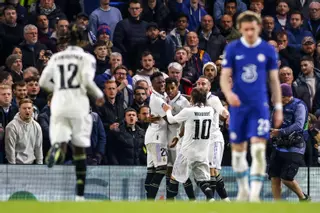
58, 63, 80, 89
193, 119, 212, 140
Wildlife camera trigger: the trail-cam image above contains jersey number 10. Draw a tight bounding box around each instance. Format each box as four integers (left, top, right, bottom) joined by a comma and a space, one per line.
58, 63, 80, 89
193, 119, 212, 140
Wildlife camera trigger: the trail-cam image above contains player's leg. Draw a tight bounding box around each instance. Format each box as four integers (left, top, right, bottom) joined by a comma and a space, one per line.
145, 144, 156, 197
166, 148, 175, 193
229, 107, 250, 201
271, 177, 282, 200
208, 141, 217, 196
193, 161, 214, 201
46, 116, 71, 167
70, 114, 92, 200
148, 143, 167, 199
268, 149, 283, 200
183, 178, 196, 201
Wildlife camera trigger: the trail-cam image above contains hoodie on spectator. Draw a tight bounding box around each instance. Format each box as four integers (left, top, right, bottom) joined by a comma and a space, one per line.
5, 113, 43, 164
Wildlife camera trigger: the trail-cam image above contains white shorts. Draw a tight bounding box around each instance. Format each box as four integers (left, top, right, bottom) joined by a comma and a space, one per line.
50, 114, 92, 148
146, 143, 167, 168
208, 132, 225, 169
172, 153, 210, 183
167, 148, 177, 167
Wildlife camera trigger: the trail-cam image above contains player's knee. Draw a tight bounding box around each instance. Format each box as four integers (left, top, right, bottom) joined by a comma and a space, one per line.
250, 143, 266, 176
231, 151, 248, 174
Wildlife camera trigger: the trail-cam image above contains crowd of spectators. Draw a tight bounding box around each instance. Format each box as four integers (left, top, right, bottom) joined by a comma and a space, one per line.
0, 0, 319, 166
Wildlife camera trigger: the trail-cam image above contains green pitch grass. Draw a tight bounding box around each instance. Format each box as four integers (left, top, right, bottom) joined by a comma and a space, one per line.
1, 202, 320, 213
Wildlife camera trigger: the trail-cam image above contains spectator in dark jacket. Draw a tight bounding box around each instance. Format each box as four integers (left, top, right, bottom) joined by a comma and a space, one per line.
304, 2, 320, 39
87, 110, 106, 165
113, 0, 148, 70
107, 108, 146, 165
169, 13, 189, 49
0, 84, 18, 163
36, 14, 55, 52
219, 14, 241, 43
54, 0, 82, 22
274, 0, 291, 32
131, 86, 148, 113
0, 0, 27, 25
137, 105, 150, 131
140, 22, 175, 71
38, 93, 52, 157
93, 40, 109, 76
174, 47, 198, 84
5, 54, 23, 82
293, 56, 320, 114
29, 0, 66, 29
141, 0, 171, 30
0, 71, 13, 86
261, 16, 278, 41
0, 5, 24, 66
19, 24, 47, 69
198, 15, 225, 63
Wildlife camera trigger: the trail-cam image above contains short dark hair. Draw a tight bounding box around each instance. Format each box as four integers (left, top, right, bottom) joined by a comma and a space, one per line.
276, 0, 289, 7
191, 88, 207, 106
125, 107, 137, 115
165, 77, 179, 86
19, 98, 33, 108
134, 86, 147, 94
36, 14, 47, 22
3, 5, 16, 14
150, 72, 163, 83
225, 0, 237, 7
141, 51, 153, 59
0, 71, 11, 83
290, 10, 304, 20
139, 105, 150, 114
13, 81, 26, 90
129, 0, 141, 6
176, 13, 189, 22
93, 40, 106, 49
300, 55, 314, 63
198, 75, 211, 81
236, 11, 262, 29
175, 47, 187, 54
114, 65, 128, 74
25, 76, 39, 83
276, 31, 288, 38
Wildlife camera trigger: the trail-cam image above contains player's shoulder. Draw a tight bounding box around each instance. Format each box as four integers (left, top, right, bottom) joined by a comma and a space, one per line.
225, 39, 242, 49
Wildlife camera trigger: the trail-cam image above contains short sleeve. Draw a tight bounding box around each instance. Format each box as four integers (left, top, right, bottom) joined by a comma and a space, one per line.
222, 43, 234, 69
266, 45, 279, 72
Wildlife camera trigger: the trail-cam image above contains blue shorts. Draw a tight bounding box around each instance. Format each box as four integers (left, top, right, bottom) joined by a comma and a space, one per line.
229, 103, 270, 143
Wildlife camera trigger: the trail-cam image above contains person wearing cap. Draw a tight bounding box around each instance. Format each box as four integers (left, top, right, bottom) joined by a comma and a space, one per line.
70, 12, 91, 48
269, 83, 310, 201
5, 54, 23, 82
293, 55, 320, 113
89, 0, 122, 41
139, 22, 175, 71
300, 36, 316, 59
286, 11, 313, 51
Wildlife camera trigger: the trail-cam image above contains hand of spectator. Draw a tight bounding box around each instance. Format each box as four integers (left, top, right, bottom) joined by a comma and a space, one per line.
39, 50, 45, 60
110, 122, 120, 130
162, 103, 172, 112
95, 97, 105, 106
121, 79, 128, 87
169, 136, 179, 148
128, 70, 134, 76
278, 44, 285, 51
159, 31, 166, 40
270, 128, 280, 137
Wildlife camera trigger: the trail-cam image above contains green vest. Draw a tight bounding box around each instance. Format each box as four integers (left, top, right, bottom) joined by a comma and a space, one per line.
20, 0, 37, 12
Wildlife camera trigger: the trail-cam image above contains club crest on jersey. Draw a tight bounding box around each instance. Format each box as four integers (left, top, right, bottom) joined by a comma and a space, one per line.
241, 64, 258, 83
230, 132, 237, 141
257, 53, 266, 62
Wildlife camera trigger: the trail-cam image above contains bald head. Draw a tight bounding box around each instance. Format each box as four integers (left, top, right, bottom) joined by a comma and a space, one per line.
221, 14, 233, 30
279, 66, 294, 85
201, 15, 214, 31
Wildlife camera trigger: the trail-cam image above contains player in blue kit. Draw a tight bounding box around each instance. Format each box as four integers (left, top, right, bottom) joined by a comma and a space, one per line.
220, 11, 283, 202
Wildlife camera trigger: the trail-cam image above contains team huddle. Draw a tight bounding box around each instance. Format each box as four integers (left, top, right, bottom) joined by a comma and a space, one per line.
39, 11, 284, 202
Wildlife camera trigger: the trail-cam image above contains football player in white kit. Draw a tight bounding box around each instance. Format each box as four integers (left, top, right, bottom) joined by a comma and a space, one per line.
39, 43, 105, 201
165, 77, 196, 200
163, 88, 215, 201
144, 72, 169, 200
196, 76, 230, 201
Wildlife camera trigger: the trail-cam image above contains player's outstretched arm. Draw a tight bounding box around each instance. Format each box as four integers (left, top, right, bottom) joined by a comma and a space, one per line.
269, 70, 283, 128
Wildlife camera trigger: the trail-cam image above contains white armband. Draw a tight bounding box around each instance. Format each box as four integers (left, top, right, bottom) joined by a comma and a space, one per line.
274, 103, 283, 111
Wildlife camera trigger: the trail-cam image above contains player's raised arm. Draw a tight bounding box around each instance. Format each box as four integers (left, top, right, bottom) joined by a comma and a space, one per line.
81, 54, 104, 105
39, 56, 55, 92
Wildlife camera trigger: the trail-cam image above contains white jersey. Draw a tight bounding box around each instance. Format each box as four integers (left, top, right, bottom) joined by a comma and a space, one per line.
39, 46, 103, 118
206, 92, 225, 133
145, 90, 168, 145
167, 92, 190, 143
166, 106, 214, 161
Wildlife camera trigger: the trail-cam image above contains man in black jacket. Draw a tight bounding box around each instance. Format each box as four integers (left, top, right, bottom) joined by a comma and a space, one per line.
108, 108, 146, 165
0, 84, 18, 163
113, 0, 148, 70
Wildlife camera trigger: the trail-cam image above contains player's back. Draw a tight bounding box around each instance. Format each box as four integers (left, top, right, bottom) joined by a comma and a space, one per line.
48, 46, 96, 117
223, 38, 278, 106
180, 106, 214, 161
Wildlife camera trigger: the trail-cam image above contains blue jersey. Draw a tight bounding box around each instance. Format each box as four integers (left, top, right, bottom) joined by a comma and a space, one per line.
222, 37, 278, 104
222, 37, 278, 143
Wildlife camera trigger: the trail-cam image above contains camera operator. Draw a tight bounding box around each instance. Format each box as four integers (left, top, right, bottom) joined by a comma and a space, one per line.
269, 83, 310, 201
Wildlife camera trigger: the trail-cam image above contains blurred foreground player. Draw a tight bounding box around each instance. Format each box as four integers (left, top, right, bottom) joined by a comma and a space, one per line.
39, 38, 105, 201
220, 11, 283, 202
163, 88, 215, 201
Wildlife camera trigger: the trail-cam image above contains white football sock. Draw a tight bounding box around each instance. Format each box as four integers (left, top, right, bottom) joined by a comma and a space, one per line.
232, 150, 249, 201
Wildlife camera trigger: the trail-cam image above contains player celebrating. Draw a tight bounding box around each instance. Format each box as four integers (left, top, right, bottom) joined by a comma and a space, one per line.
144, 72, 168, 200
163, 88, 215, 201
220, 11, 283, 202
39, 42, 105, 201
165, 77, 195, 200
196, 76, 230, 201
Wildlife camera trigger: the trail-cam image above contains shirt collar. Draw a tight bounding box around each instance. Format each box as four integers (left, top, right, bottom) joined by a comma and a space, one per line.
240, 37, 262, 48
